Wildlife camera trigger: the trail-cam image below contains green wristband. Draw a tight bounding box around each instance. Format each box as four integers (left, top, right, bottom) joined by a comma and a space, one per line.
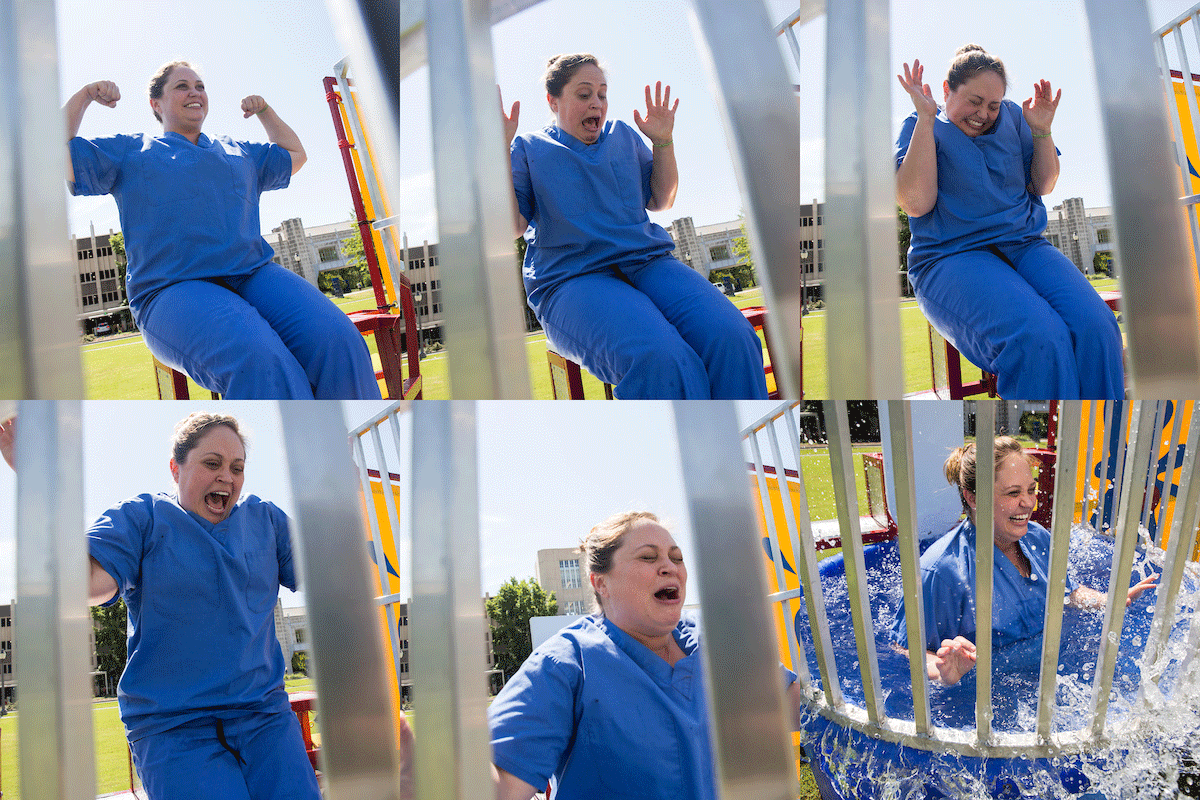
1032, 131, 1052, 138
653, 139, 673, 148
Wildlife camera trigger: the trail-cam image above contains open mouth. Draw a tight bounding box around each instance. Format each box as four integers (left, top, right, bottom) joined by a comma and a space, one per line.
582, 115, 601, 134
205, 491, 230, 515
654, 586, 681, 601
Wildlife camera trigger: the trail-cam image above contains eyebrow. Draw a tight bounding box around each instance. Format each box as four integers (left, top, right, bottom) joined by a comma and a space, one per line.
201, 451, 244, 462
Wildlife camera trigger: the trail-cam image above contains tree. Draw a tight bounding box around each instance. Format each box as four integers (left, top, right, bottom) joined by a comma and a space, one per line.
514, 237, 540, 331
291, 651, 308, 676
896, 206, 912, 296
729, 220, 760, 289
486, 577, 558, 680
91, 599, 128, 696
109, 231, 129, 298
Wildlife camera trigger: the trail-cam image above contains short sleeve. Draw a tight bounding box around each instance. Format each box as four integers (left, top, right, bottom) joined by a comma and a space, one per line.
87, 493, 154, 604
488, 647, 582, 789
269, 502, 297, 591
69, 134, 137, 197
511, 136, 535, 224
243, 141, 291, 193
895, 113, 918, 171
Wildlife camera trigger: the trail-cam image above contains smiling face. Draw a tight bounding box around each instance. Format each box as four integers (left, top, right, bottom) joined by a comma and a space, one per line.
548, 63, 607, 144
170, 424, 245, 524
943, 70, 1005, 137
151, 65, 207, 135
591, 519, 686, 644
967, 452, 1036, 548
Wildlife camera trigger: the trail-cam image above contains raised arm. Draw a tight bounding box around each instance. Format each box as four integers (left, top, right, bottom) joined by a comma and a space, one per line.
895, 60, 939, 218
1023, 80, 1061, 195
89, 557, 118, 606
633, 82, 679, 212
241, 96, 307, 175
63, 81, 120, 184
1069, 573, 1158, 610
500, 89, 529, 238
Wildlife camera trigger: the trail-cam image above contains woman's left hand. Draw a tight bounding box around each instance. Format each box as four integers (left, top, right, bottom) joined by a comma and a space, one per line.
241, 95, 269, 118
1021, 79, 1060, 136
633, 81, 679, 147
1126, 573, 1158, 606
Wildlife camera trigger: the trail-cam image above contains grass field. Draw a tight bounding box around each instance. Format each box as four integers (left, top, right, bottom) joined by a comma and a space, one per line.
82, 278, 1120, 399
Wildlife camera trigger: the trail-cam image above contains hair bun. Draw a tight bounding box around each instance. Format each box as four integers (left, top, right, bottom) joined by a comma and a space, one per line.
956, 43, 987, 56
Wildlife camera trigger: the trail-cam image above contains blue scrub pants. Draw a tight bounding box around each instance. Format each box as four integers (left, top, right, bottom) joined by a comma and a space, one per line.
534, 255, 769, 399
910, 238, 1124, 399
128, 711, 321, 800
137, 264, 382, 399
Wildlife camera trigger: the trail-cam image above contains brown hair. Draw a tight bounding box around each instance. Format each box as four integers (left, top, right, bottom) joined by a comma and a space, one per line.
946, 44, 1007, 92
171, 412, 244, 464
580, 510, 660, 613
148, 60, 199, 123
944, 436, 1036, 515
543, 53, 603, 98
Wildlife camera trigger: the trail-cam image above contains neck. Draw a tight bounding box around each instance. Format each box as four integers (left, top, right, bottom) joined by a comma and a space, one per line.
165, 124, 202, 144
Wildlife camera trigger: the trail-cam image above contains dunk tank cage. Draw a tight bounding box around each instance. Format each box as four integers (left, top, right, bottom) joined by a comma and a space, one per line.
750, 401, 1200, 799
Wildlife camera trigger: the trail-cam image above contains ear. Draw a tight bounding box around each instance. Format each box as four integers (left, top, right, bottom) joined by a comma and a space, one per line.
589, 571, 606, 600
547, 92, 558, 114
964, 488, 976, 512
169, 457, 180, 483
943, 80, 951, 101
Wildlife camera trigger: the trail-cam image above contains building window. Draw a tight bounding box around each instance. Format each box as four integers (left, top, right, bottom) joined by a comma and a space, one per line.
294, 629, 305, 643
559, 559, 582, 589
319, 246, 340, 263
1097, 228, 1112, 244
709, 244, 729, 261
400, 662, 409, 673
565, 600, 585, 615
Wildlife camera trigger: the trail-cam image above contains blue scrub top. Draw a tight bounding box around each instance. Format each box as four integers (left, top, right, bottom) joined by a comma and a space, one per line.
489, 614, 716, 800
69, 132, 291, 315
87, 493, 295, 739
891, 518, 1076, 653
511, 120, 677, 311
895, 100, 1053, 275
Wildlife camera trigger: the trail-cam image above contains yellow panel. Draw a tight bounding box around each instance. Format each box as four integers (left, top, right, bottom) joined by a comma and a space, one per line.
358, 475, 406, 743
339, 95, 399, 307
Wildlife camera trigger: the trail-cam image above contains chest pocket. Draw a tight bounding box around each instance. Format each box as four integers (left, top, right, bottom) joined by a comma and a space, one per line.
990, 154, 1027, 198
245, 547, 279, 614
147, 534, 222, 622
224, 148, 257, 202
609, 157, 645, 218
583, 692, 683, 797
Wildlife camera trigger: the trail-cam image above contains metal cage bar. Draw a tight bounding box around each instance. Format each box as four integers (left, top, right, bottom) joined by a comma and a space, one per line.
0, 1, 83, 399
823, 400, 885, 725
279, 402, 402, 797
674, 401, 798, 800
973, 401, 996, 745
15, 401, 94, 800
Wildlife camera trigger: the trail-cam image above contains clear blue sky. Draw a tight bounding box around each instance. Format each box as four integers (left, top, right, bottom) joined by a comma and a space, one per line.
0, 401, 786, 608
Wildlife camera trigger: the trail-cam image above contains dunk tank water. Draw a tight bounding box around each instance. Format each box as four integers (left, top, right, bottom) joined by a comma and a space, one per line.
778, 531, 1200, 800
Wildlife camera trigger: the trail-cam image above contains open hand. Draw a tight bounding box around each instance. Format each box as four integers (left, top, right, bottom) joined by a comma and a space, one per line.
241, 95, 269, 118
85, 81, 120, 109
932, 636, 977, 685
1021, 80, 1060, 136
499, 87, 520, 146
0, 416, 15, 471
1126, 573, 1158, 606
633, 81, 678, 146
897, 60, 938, 119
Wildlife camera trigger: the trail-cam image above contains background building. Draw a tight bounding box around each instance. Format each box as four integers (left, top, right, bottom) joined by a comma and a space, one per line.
270, 217, 364, 287
400, 239, 446, 348
72, 226, 130, 337
0, 603, 14, 708
1044, 198, 1116, 276
536, 548, 591, 616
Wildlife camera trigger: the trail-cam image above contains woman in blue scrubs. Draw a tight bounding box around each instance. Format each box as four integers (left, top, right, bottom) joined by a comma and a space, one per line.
64, 62, 380, 400
85, 412, 321, 800
896, 45, 1124, 399
502, 54, 768, 399
489, 511, 717, 800
891, 437, 1157, 686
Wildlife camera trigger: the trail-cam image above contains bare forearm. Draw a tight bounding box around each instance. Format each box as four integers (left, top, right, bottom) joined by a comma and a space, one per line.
1028, 135, 1059, 195
256, 107, 306, 173
494, 765, 538, 800
896, 115, 937, 217
88, 557, 118, 606
647, 141, 678, 212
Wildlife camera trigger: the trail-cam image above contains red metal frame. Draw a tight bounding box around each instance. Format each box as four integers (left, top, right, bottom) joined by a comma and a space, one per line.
323, 76, 422, 400
290, 692, 321, 772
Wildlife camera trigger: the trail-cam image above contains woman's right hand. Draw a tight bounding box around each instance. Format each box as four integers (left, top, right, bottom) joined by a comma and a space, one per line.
930, 636, 977, 685
83, 81, 120, 109
499, 87, 520, 146
897, 60, 937, 119
0, 416, 15, 471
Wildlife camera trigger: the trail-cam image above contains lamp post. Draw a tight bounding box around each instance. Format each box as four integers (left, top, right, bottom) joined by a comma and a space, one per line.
412, 290, 425, 359
1, 648, 7, 717
800, 249, 809, 315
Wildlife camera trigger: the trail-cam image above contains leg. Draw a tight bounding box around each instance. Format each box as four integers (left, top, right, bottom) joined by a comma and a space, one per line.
129, 724, 252, 800
229, 264, 382, 400
1001, 239, 1125, 399
232, 711, 322, 800
910, 250, 1079, 399
138, 281, 315, 399
624, 256, 769, 399
536, 270, 712, 399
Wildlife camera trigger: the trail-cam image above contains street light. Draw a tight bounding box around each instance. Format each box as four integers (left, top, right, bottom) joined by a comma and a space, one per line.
1, 649, 7, 716
412, 289, 425, 359
800, 250, 809, 315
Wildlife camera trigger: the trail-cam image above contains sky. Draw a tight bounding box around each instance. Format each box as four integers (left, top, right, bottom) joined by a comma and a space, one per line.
0, 400, 788, 610
53, 0, 1193, 246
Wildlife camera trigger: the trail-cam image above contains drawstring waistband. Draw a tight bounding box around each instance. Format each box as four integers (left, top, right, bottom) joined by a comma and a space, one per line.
215, 719, 247, 767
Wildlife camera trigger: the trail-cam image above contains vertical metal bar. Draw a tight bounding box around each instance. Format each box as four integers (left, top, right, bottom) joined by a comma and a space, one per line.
410, 402, 492, 800
974, 401, 996, 744
0, 1, 83, 398
778, 411, 842, 709
1167, 26, 1200, 285
1156, 31, 1198, 222
1144, 402, 1200, 675
1153, 401, 1185, 542
424, 0, 532, 399
823, 400, 884, 724
821, 0, 904, 397
886, 401, 931, 737
750, 430, 808, 686
15, 401, 94, 800
279, 401, 401, 797
1090, 401, 1157, 740
688, 0, 802, 398
1081, 401, 1099, 528
1139, 404, 1165, 532
674, 401, 798, 800
1085, 0, 1200, 395
1036, 400, 1082, 740
1107, 402, 1129, 536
